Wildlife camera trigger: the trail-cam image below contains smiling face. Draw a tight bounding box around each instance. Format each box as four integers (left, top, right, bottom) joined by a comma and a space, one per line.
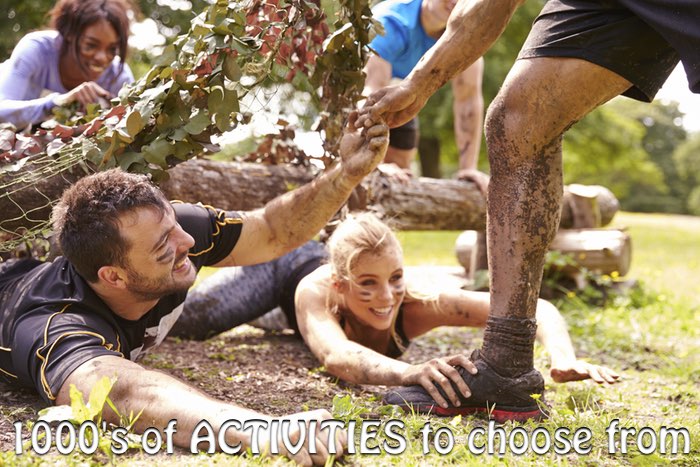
340, 246, 406, 331
76, 19, 120, 81
117, 205, 196, 301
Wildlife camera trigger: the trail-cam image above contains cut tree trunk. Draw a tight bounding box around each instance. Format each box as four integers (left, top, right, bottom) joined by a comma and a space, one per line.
548, 228, 632, 277
455, 228, 632, 280
1, 157, 619, 237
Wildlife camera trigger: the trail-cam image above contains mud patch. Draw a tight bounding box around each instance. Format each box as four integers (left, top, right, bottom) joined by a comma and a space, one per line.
0, 324, 481, 452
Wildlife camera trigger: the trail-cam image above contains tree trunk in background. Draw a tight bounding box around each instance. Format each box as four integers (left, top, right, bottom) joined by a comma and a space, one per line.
418, 135, 441, 178
0, 159, 86, 236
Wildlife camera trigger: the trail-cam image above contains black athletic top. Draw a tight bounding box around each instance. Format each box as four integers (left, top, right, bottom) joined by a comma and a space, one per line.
0, 203, 242, 403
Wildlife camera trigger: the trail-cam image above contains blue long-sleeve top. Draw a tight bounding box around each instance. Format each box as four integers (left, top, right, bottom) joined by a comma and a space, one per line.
0, 30, 133, 129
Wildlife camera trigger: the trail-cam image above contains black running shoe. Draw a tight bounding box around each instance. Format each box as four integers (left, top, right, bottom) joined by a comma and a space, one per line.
384, 351, 546, 422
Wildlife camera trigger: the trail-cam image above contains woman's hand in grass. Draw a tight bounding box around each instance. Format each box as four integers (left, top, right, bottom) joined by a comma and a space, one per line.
401, 354, 477, 408
550, 359, 620, 384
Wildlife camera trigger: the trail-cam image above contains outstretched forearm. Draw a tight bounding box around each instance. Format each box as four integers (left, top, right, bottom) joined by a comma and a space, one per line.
321, 341, 411, 386
221, 119, 388, 267
254, 164, 361, 261
57, 356, 267, 450
534, 300, 620, 384
409, 0, 524, 96
534, 300, 578, 366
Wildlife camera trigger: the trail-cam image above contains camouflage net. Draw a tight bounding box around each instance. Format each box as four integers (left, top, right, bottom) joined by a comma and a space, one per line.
0, 0, 377, 255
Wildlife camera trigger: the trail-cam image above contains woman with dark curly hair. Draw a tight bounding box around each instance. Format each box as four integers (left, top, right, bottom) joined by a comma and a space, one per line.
0, 0, 137, 128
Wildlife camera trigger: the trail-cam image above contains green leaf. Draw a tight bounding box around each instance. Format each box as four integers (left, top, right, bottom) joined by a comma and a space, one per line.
116, 151, 144, 171
69, 384, 90, 423
323, 23, 353, 52
173, 140, 195, 160
142, 137, 174, 168
125, 111, 144, 138
86, 376, 116, 421
224, 87, 239, 114
214, 113, 231, 132
159, 67, 173, 80
81, 139, 101, 162
223, 54, 242, 81
184, 109, 211, 135
208, 85, 225, 113
213, 18, 235, 35
133, 82, 173, 121
154, 45, 177, 67
170, 128, 188, 142
192, 24, 212, 38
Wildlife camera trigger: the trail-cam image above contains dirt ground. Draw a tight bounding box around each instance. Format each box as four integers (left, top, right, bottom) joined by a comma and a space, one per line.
0, 323, 482, 454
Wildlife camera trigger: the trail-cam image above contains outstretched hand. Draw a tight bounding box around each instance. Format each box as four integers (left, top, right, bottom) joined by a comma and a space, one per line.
402, 354, 477, 408
54, 81, 112, 110
455, 169, 490, 197
356, 81, 428, 130
550, 359, 620, 385
338, 111, 389, 182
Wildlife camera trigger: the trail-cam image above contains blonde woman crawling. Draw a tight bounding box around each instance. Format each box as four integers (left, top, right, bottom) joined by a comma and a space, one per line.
174, 213, 619, 422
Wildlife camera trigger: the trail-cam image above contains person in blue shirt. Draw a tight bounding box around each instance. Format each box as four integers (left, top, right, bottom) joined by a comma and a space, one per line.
365, 0, 486, 188
0, 0, 136, 129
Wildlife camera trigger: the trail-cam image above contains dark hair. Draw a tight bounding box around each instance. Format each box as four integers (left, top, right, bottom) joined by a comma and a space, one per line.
52, 169, 170, 282
49, 0, 137, 80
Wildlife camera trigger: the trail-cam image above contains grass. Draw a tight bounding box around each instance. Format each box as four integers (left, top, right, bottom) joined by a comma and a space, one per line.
3, 212, 698, 466
611, 212, 700, 306
365, 213, 700, 465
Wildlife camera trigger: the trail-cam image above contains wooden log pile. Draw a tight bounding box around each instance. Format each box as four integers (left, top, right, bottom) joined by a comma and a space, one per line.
455, 184, 632, 287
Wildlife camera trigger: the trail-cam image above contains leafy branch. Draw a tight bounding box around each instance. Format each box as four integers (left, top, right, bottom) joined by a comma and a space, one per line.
1, 0, 376, 180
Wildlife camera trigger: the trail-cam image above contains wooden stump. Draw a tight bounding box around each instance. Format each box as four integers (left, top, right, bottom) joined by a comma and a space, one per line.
455, 228, 632, 283
549, 228, 632, 277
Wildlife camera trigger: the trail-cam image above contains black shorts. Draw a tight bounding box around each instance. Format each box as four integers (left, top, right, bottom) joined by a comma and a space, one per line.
389, 117, 419, 150
518, 0, 700, 102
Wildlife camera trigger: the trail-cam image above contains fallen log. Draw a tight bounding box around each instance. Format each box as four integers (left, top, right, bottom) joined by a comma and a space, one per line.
160, 158, 316, 212
1, 157, 620, 238
161, 160, 619, 231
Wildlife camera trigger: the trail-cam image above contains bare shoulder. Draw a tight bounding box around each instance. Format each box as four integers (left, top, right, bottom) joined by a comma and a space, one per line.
297, 264, 333, 297
295, 264, 340, 324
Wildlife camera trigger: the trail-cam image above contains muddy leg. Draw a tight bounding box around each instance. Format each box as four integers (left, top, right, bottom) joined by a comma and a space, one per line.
481, 57, 631, 376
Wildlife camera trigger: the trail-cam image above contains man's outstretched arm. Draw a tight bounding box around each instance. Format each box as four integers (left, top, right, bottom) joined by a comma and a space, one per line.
216, 115, 389, 267
57, 356, 345, 465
